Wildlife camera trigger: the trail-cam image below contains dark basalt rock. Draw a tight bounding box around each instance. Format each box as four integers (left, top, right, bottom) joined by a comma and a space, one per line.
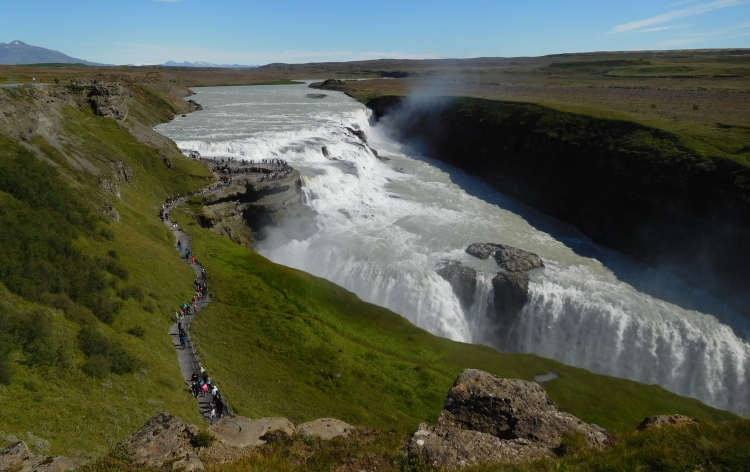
188, 99, 203, 110
322, 146, 330, 158
345, 127, 367, 143
493, 246, 544, 272
492, 271, 529, 327
409, 369, 612, 469
466, 242, 503, 260
466, 243, 544, 272
437, 263, 478, 308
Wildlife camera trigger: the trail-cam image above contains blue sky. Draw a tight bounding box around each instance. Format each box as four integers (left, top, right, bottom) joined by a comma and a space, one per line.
2, 0, 749, 64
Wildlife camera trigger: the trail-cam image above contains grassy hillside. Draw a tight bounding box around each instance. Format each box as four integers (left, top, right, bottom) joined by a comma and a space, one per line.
0, 85, 212, 459
168, 207, 735, 438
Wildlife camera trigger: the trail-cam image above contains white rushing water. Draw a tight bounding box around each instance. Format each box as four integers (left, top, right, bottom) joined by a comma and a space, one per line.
156, 84, 750, 415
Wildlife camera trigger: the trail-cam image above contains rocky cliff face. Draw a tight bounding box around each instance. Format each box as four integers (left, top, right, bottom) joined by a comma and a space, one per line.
197, 170, 310, 247
370, 95, 750, 317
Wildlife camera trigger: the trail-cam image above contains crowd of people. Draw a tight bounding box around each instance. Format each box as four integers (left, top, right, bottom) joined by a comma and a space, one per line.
162, 193, 228, 423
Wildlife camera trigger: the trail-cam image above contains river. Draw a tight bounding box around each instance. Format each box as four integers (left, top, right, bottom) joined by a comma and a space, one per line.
155, 83, 750, 416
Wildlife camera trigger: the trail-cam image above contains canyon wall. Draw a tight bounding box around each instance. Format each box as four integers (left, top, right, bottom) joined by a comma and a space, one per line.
369, 96, 750, 315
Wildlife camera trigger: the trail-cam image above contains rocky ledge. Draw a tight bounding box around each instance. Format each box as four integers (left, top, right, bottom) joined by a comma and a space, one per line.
409, 369, 614, 469
0, 441, 82, 472
103, 412, 354, 470
197, 170, 313, 247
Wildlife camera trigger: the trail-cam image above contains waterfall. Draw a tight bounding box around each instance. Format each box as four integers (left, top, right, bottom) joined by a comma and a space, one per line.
155, 84, 750, 416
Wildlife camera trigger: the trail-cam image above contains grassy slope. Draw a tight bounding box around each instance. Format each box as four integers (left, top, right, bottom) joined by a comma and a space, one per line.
0, 87, 212, 459
168, 210, 735, 438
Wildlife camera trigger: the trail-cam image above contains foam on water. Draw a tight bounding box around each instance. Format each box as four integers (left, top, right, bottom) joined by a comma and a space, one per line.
156, 84, 750, 415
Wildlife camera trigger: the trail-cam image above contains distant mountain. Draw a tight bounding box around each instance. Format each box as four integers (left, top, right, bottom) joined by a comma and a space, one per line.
162, 60, 258, 68
0, 40, 101, 65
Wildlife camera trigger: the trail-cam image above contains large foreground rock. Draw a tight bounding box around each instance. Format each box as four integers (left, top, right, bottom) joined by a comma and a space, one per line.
119, 412, 204, 471
0, 441, 82, 472
297, 418, 354, 440
437, 263, 478, 308
410, 369, 612, 469
209, 416, 296, 448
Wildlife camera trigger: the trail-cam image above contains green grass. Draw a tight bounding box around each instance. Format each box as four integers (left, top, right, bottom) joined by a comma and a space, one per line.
0, 85, 213, 459
168, 209, 735, 439
202, 420, 750, 472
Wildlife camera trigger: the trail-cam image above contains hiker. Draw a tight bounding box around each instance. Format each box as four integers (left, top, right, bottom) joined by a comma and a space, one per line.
174, 312, 180, 323
192, 372, 199, 383
180, 333, 187, 348
209, 407, 216, 423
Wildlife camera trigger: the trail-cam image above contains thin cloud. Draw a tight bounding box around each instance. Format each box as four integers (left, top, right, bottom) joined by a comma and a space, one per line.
608, 0, 742, 34
630, 24, 690, 33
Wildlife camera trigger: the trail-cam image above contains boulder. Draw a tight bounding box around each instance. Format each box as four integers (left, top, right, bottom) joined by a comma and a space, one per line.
0, 441, 82, 472
297, 418, 354, 440
466, 243, 544, 272
0, 441, 33, 470
88, 84, 128, 120
437, 263, 478, 308
637, 414, 700, 431
118, 412, 203, 470
188, 99, 203, 110
493, 246, 544, 272
322, 146, 330, 158
466, 243, 503, 260
209, 416, 296, 448
492, 271, 529, 326
409, 369, 612, 469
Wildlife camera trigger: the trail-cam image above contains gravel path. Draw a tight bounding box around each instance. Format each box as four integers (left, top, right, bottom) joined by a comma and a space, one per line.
162, 196, 220, 422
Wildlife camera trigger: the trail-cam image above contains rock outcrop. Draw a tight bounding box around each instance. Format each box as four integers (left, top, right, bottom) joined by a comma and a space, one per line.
466, 243, 503, 260
464, 243, 544, 335
493, 246, 544, 272
119, 412, 204, 471
437, 263, 478, 308
297, 418, 354, 440
409, 369, 612, 469
0, 441, 82, 472
346, 126, 367, 143
637, 414, 700, 431
209, 416, 296, 449
466, 243, 544, 272
322, 146, 330, 158
198, 169, 311, 247
492, 271, 530, 328
88, 84, 128, 120
188, 99, 203, 110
